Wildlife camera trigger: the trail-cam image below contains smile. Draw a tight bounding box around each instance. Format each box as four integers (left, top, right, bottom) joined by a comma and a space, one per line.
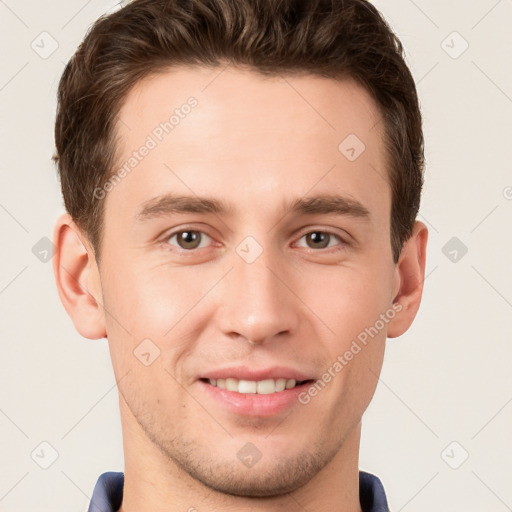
203, 377, 310, 394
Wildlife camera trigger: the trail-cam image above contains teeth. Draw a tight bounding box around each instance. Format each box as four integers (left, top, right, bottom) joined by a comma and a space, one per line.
240, 380, 257, 393
285, 379, 296, 390
226, 378, 238, 392
208, 377, 300, 394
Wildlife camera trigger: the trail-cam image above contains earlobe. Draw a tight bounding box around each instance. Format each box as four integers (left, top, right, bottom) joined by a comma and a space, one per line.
387, 221, 428, 338
52, 213, 107, 340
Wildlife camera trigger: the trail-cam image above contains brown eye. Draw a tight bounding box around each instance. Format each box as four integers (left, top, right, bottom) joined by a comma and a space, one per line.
295, 230, 345, 251
177, 231, 201, 249
305, 231, 330, 249
167, 230, 211, 250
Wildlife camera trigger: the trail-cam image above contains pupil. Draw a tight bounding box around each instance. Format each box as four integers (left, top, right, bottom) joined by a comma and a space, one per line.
309, 232, 328, 248
180, 231, 200, 249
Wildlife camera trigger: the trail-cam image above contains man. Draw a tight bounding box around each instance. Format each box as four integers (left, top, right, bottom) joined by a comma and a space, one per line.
52, 0, 428, 510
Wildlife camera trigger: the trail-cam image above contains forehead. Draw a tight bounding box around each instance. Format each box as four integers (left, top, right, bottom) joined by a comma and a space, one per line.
108, 65, 389, 225
117, 65, 381, 151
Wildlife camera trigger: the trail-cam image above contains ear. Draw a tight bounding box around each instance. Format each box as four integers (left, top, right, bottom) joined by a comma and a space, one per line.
52, 213, 107, 339
387, 220, 428, 338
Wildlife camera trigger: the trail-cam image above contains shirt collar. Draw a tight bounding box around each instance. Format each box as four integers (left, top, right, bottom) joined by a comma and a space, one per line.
88, 470, 388, 512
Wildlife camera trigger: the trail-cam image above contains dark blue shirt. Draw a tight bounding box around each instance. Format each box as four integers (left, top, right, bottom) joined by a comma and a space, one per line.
88, 470, 389, 512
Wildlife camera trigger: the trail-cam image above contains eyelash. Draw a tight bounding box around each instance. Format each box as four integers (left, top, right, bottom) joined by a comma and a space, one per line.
161, 226, 348, 254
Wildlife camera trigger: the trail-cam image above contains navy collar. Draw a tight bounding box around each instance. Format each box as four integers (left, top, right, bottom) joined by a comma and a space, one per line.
88, 470, 389, 512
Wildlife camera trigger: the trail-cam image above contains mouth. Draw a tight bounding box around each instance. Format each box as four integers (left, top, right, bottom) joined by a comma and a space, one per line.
197, 376, 316, 417
199, 377, 314, 395
197, 365, 317, 416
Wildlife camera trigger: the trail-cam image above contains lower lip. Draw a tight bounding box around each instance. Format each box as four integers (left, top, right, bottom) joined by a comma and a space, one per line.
198, 380, 312, 417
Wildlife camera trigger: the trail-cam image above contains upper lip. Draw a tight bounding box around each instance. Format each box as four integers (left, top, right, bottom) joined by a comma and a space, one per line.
199, 366, 315, 382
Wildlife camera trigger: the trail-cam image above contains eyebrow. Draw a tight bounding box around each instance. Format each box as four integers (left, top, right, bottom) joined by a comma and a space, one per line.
136, 192, 371, 222
288, 194, 370, 219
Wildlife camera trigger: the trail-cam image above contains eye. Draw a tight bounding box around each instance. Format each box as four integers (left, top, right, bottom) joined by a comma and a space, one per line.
295, 230, 345, 250
165, 229, 212, 251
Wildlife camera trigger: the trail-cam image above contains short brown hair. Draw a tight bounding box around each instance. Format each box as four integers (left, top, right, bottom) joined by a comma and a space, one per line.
54, 0, 424, 264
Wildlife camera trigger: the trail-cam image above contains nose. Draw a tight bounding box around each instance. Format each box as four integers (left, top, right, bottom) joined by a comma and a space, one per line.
217, 243, 300, 345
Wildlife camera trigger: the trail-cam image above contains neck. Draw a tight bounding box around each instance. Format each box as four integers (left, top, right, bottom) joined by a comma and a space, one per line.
118, 396, 363, 512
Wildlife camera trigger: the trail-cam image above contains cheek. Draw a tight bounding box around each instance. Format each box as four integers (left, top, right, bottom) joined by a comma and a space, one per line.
103, 255, 205, 333
300, 261, 393, 345
299, 262, 391, 402
100, 257, 218, 374
307, 281, 388, 433
101, 264, 195, 415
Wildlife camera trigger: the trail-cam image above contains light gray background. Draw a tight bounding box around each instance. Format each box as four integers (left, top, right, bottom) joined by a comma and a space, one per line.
1, 1, 511, 511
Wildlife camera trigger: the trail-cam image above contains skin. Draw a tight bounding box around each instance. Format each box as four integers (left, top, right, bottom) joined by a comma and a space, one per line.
53, 64, 428, 512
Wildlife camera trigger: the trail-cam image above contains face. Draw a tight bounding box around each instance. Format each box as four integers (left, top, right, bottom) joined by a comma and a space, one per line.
95, 65, 400, 495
